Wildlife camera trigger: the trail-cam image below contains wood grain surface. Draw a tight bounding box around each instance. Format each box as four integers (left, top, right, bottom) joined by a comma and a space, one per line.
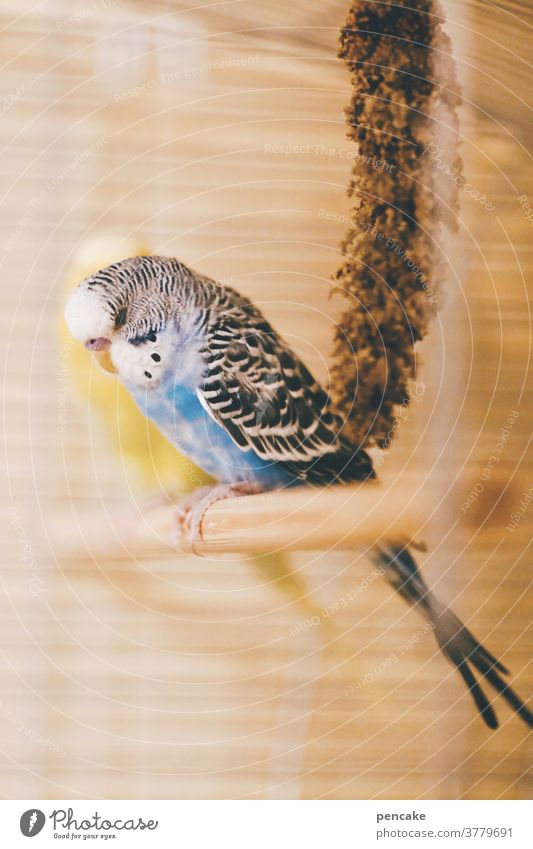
0, 0, 531, 799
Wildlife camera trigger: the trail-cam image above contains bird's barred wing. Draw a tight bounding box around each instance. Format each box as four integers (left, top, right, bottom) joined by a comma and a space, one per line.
197, 303, 374, 483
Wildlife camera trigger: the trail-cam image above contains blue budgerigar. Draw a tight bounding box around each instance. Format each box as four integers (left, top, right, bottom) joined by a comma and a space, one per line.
65, 255, 532, 729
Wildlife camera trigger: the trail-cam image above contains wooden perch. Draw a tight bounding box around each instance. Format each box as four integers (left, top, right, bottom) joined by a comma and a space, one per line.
54, 482, 428, 561
168, 484, 427, 555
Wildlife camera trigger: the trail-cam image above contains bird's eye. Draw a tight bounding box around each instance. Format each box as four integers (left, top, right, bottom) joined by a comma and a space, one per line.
114, 307, 128, 329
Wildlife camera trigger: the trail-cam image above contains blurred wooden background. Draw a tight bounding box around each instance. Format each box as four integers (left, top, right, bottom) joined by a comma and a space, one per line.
0, 0, 531, 799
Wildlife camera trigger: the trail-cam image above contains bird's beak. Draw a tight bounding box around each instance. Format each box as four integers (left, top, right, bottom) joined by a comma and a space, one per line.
83, 339, 117, 374
93, 349, 117, 374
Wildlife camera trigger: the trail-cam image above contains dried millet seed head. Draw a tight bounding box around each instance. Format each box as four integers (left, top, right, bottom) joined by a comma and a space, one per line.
332, 0, 462, 451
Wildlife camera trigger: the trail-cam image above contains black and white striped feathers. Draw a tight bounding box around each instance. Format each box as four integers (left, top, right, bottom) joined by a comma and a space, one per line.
65, 255, 374, 485
197, 291, 374, 484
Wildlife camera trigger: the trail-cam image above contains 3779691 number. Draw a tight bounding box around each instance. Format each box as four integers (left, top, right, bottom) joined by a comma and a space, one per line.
462, 827, 513, 838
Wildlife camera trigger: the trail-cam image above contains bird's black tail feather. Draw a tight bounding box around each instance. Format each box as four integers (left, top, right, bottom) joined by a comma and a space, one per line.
373, 544, 533, 730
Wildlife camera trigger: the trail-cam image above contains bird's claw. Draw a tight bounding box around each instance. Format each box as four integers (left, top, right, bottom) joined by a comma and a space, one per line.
172, 482, 263, 555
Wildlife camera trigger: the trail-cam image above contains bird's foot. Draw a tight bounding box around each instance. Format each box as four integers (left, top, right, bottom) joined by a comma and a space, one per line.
173, 482, 263, 555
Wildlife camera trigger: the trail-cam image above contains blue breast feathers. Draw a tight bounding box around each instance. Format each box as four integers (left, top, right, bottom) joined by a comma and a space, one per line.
129, 374, 294, 489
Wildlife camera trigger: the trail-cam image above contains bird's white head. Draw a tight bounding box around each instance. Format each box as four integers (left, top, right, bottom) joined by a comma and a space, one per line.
64, 283, 115, 351
64, 255, 200, 386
